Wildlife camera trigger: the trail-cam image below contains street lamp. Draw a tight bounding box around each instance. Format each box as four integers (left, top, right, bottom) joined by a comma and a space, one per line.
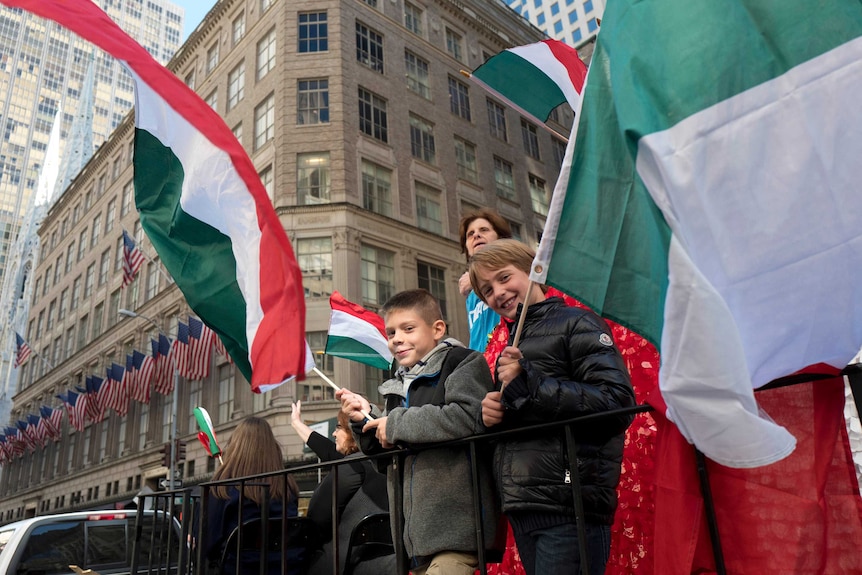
119, 308, 180, 490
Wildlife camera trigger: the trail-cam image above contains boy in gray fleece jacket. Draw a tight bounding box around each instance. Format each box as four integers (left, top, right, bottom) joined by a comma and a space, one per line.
337, 289, 500, 575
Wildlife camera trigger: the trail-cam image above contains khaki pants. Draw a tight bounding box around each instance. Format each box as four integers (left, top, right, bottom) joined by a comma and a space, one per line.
411, 551, 479, 575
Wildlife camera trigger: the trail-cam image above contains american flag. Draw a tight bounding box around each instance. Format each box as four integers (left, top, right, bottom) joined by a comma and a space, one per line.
131, 349, 154, 403
0, 435, 8, 464
86, 375, 107, 423
27, 414, 46, 448
4, 426, 25, 457
13, 332, 31, 368
124, 354, 137, 401
187, 316, 214, 379
122, 229, 145, 288
153, 335, 175, 395
173, 321, 192, 379
58, 391, 88, 432
16, 420, 35, 452
40, 406, 64, 441
104, 363, 129, 416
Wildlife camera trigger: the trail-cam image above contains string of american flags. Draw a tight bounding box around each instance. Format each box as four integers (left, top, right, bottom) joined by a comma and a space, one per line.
0, 315, 231, 466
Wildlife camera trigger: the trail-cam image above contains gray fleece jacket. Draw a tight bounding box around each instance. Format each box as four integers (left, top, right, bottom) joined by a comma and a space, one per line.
355, 338, 501, 567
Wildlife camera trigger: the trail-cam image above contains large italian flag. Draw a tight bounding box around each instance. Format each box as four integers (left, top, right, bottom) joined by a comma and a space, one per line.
532, 0, 862, 468
5, 0, 307, 392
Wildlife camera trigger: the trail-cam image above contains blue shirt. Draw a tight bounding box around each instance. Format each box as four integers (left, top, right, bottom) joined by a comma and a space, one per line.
466, 290, 500, 351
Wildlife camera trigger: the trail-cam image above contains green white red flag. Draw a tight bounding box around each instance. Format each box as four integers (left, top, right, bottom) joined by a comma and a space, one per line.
531, 0, 862, 468
1, 0, 307, 393
325, 291, 393, 370
470, 38, 587, 122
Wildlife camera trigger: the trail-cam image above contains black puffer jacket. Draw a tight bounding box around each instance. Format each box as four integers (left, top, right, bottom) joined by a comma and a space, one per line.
494, 297, 635, 525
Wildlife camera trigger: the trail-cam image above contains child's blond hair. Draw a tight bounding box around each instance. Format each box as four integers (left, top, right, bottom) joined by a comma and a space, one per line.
468, 239, 547, 303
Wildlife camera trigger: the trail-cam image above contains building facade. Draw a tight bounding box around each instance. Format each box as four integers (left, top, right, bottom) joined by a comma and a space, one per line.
503, 0, 604, 46
0, 0, 574, 520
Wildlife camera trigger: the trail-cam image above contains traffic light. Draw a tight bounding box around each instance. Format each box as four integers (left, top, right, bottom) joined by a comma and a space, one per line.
175, 439, 187, 462
159, 442, 171, 468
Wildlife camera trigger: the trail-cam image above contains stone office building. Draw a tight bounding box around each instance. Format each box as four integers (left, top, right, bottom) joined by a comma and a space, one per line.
0, 0, 573, 520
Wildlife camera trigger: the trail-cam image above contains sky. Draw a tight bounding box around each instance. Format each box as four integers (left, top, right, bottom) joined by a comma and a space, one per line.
173, 0, 217, 41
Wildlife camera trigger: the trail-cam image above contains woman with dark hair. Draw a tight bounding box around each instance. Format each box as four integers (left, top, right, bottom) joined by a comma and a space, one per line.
458, 209, 513, 351
291, 401, 392, 575
204, 416, 301, 575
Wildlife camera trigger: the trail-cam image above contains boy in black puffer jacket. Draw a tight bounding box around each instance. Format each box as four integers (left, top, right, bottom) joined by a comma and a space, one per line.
469, 239, 635, 575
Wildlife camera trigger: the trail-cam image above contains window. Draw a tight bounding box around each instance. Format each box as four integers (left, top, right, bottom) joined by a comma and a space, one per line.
356, 22, 384, 73
409, 115, 436, 164
206, 41, 219, 74
297, 238, 332, 297
54, 257, 63, 284
404, 51, 430, 99
404, 2, 423, 36
217, 365, 235, 423
138, 403, 148, 450
99, 249, 110, 286
91, 214, 101, 247
415, 182, 443, 235
205, 89, 218, 112
417, 262, 447, 318
254, 93, 275, 150
256, 28, 276, 80
454, 137, 478, 184
298, 11, 328, 53
494, 157, 516, 200
47, 299, 56, 330
121, 181, 133, 216
71, 276, 81, 311
552, 137, 567, 169
361, 245, 395, 306
358, 87, 387, 142
184, 69, 196, 89
521, 119, 541, 159
529, 174, 549, 215
84, 263, 95, 299
361, 160, 393, 217
145, 261, 159, 300
508, 220, 523, 241
297, 153, 331, 204
584, 0, 594, 13
448, 76, 471, 120
261, 0, 274, 12
297, 79, 329, 124
572, 29, 582, 43
59, 288, 68, 320
232, 11, 245, 45
105, 198, 116, 233
92, 302, 104, 340
307, 331, 334, 373
445, 28, 464, 62
115, 236, 124, 271
65, 243, 75, 273
587, 17, 598, 32
43, 268, 51, 295
108, 289, 120, 328
112, 158, 122, 181
65, 327, 75, 359
259, 165, 273, 199
551, 2, 560, 16
78, 230, 88, 260
487, 99, 507, 141
362, 0, 378, 7
227, 61, 245, 110
77, 314, 89, 351
232, 122, 243, 144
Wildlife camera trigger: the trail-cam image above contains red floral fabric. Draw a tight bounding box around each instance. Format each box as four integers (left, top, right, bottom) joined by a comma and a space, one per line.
481, 290, 659, 575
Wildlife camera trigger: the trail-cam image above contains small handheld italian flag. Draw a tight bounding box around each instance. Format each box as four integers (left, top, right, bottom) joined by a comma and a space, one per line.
325, 291, 393, 370
194, 407, 222, 462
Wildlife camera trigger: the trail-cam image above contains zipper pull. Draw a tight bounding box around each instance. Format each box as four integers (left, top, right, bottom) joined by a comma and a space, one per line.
564, 470, 571, 484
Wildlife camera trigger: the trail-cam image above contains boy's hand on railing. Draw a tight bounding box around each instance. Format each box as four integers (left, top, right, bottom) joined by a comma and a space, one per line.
497, 346, 524, 388
482, 391, 505, 427
336, 388, 372, 422
363, 416, 393, 448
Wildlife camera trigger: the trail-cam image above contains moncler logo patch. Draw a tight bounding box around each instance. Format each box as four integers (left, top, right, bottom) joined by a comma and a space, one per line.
599, 333, 613, 346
